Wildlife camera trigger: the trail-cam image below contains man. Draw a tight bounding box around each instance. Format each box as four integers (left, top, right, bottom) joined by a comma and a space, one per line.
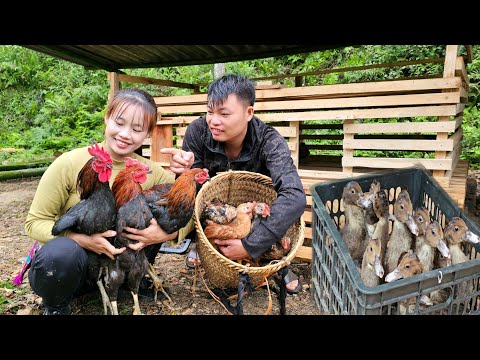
162, 74, 306, 294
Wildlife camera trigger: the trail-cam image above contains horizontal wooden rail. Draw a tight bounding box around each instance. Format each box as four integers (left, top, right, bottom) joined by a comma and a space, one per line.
155, 105, 459, 126
118, 73, 196, 89
158, 92, 460, 114
154, 77, 462, 105
343, 117, 462, 134
343, 138, 454, 151
342, 157, 452, 170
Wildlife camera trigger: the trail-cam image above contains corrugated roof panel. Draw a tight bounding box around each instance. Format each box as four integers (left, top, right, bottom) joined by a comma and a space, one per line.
24, 45, 343, 71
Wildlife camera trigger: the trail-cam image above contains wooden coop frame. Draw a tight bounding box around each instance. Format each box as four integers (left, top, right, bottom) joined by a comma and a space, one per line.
107, 45, 473, 262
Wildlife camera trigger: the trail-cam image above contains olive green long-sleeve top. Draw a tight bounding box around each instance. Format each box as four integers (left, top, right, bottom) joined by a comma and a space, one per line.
25, 142, 193, 244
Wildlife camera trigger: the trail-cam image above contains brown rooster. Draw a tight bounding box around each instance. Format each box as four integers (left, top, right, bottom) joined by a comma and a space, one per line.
143, 168, 209, 235
51, 142, 116, 315
141, 168, 209, 282
105, 157, 164, 315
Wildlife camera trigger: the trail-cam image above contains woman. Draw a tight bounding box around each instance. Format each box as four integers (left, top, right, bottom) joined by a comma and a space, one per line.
24, 88, 190, 315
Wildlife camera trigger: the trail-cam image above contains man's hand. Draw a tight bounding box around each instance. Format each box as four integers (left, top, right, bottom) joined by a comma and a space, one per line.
214, 239, 250, 260
160, 148, 194, 175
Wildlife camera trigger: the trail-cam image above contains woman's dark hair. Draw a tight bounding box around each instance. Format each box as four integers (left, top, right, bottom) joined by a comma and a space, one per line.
105, 88, 157, 136
207, 74, 256, 109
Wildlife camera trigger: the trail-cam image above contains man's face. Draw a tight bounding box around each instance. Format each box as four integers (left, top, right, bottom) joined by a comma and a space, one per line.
206, 94, 253, 144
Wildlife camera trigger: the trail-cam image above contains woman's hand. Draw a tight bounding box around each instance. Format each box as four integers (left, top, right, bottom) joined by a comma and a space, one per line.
123, 218, 178, 251
70, 230, 125, 260
160, 148, 194, 175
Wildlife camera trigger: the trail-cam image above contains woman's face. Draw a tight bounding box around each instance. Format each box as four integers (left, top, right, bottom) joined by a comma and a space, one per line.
104, 104, 149, 160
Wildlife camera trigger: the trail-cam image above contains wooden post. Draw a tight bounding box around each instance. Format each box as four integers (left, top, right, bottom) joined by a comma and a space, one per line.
433, 45, 458, 179
108, 72, 120, 104
291, 121, 300, 169
150, 111, 174, 164
295, 76, 303, 87
342, 119, 355, 173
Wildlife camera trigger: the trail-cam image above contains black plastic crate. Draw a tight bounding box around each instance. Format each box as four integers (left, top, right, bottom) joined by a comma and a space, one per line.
310, 166, 480, 315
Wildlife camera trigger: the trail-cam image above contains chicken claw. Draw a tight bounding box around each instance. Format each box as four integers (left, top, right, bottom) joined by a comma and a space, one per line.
97, 279, 113, 315
147, 263, 172, 302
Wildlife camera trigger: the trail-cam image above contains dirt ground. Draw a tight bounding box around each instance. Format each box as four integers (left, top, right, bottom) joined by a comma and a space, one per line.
2, 172, 480, 316
0, 176, 322, 316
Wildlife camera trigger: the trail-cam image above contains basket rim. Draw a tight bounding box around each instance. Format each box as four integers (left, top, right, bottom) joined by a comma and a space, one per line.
194, 170, 305, 275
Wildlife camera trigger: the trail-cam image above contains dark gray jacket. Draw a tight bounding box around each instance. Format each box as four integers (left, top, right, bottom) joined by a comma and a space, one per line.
183, 115, 306, 258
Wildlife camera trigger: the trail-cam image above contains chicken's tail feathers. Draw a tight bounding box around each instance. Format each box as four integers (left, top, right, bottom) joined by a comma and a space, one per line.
52, 215, 76, 236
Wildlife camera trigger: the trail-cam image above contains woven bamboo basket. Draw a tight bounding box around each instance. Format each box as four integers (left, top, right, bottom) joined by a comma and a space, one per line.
194, 170, 305, 288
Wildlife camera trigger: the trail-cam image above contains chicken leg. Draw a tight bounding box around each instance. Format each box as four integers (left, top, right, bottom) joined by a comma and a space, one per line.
97, 278, 113, 315
131, 292, 143, 315
147, 263, 172, 302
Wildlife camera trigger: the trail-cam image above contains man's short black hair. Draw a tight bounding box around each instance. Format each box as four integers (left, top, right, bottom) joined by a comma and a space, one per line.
207, 74, 256, 108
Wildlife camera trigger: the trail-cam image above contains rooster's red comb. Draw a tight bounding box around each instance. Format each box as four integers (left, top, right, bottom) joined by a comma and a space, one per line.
88, 142, 112, 164
125, 157, 150, 172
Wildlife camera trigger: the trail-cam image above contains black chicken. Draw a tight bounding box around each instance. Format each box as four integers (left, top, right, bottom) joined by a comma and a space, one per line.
105, 157, 158, 315
141, 168, 209, 266
51, 142, 116, 315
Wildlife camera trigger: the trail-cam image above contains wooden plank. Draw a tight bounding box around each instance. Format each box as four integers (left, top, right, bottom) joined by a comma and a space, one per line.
448, 128, 463, 147
434, 47, 458, 178
253, 106, 458, 122
306, 195, 312, 207
304, 227, 312, 240
151, 77, 462, 106
342, 120, 354, 173
118, 73, 196, 89
453, 116, 463, 131
175, 137, 297, 151
151, 113, 173, 163
294, 245, 312, 262
343, 138, 454, 151
154, 106, 458, 124
176, 125, 297, 138
290, 121, 300, 168
108, 72, 120, 104
342, 157, 453, 170
158, 116, 197, 125
455, 56, 469, 87
158, 93, 460, 114
343, 120, 459, 134
303, 210, 312, 224
299, 168, 362, 180
155, 93, 206, 106
447, 142, 461, 168
444, 46, 458, 78
255, 77, 462, 100
466, 46, 473, 63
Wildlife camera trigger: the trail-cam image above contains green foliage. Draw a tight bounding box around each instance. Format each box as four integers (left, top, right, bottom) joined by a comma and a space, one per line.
0, 46, 108, 163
